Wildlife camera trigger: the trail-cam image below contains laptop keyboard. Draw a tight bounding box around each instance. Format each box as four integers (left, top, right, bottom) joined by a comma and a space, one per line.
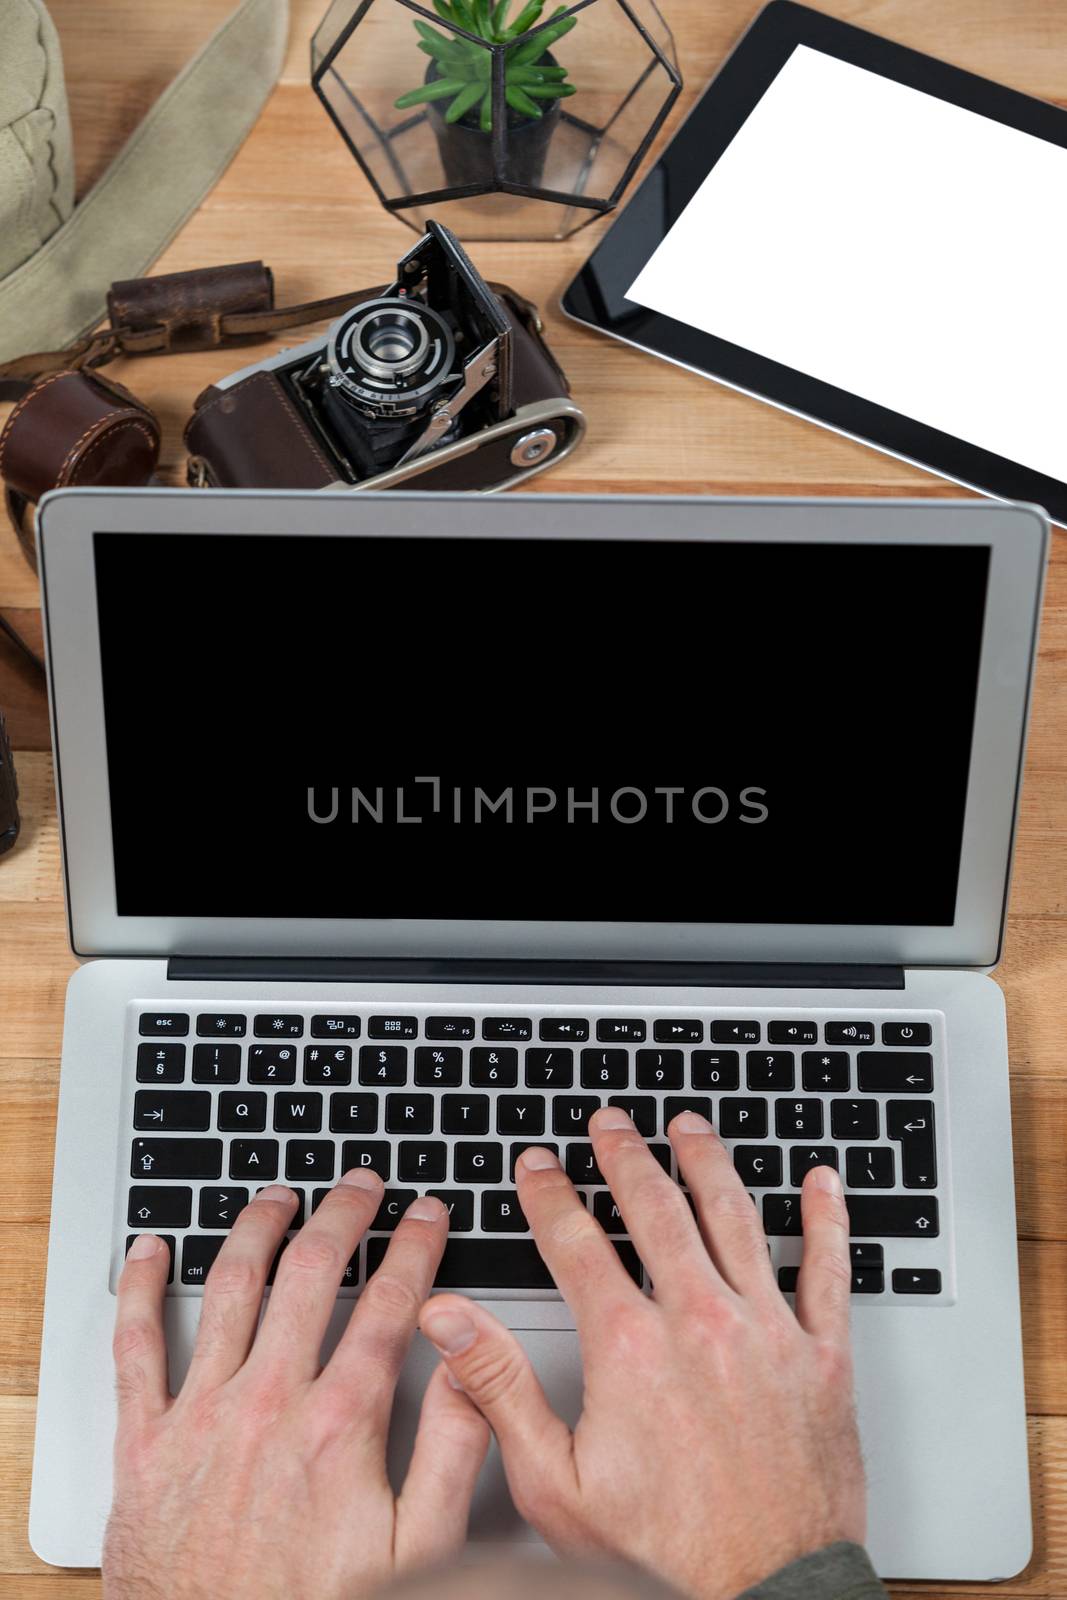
117, 1005, 951, 1303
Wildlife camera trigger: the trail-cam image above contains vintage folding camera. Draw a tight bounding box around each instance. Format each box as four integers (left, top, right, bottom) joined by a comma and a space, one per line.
185, 222, 585, 493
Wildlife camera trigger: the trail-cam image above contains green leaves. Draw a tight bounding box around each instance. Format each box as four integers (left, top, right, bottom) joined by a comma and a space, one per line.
394, 0, 578, 129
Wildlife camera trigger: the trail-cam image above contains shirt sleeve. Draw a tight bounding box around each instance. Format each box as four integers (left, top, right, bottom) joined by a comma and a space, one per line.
734, 1541, 888, 1600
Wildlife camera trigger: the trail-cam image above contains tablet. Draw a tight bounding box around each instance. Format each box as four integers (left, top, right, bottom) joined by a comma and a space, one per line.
562, 1, 1067, 527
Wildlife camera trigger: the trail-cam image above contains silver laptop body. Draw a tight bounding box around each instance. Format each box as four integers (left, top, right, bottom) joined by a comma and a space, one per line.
29, 489, 1044, 1581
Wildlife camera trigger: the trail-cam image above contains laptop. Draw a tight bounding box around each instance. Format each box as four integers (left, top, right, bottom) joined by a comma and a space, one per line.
30, 487, 1044, 1580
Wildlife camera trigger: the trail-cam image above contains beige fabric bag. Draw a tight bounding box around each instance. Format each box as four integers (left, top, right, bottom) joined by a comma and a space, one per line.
0, 0, 289, 363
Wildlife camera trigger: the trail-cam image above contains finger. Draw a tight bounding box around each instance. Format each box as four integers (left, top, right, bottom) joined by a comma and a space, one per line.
252, 1168, 384, 1382
795, 1165, 853, 1341
113, 1235, 171, 1426
589, 1106, 715, 1300
395, 1361, 491, 1565
669, 1110, 777, 1299
180, 1184, 299, 1397
419, 1293, 575, 1527
513, 1144, 640, 1326
321, 1194, 449, 1424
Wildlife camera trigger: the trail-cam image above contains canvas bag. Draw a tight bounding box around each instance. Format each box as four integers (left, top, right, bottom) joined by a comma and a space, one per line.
0, 0, 289, 364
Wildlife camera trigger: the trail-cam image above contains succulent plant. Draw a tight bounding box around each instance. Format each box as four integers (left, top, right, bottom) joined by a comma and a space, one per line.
394, 0, 577, 132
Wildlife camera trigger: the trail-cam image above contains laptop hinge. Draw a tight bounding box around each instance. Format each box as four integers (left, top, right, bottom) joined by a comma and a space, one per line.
166, 957, 905, 989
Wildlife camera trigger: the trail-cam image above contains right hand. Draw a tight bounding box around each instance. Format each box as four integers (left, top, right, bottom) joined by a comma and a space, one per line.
419, 1107, 865, 1600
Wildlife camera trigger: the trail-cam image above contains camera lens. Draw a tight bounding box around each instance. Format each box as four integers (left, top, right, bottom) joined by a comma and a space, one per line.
327, 297, 455, 420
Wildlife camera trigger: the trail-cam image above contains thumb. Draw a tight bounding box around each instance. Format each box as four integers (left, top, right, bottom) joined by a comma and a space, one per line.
419, 1294, 576, 1524
395, 1361, 490, 1564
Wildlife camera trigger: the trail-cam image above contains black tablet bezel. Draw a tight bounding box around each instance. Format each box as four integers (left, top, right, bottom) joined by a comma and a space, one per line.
562, 0, 1067, 527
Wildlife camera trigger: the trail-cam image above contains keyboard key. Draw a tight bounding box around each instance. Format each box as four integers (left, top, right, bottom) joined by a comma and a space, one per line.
247, 1044, 297, 1084
414, 1047, 463, 1086
636, 1050, 684, 1090
396, 1237, 643, 1290
427, 1189, 475, 1230
525, 1048, 574, 1088
790, 1146, 839, 1185
218, 1091, 268, 1132
280, 1187, 306, 1227
230, 1140, 279, 1180
825, 1021, 874, 1046
831, 1099, 879, 1139
892, 1268, 942, 1294
311, 1014, 362, 1039
608, 1095, 656, 1136
181, 1235, 225, 1283
340, 1249, 361, 1287
303, 1046, 352, 1085
690, 1050, 740, 1090
763, 1194, 803, 1235
373, 1189, 418, 1230
285, 1141, 335, 1181
851, 1268, 884, 1294
653, 1019, 702, 1043
887, 1101, 937, 1188
398, 1142, 447, 1183
273, 1093, 324, 1133
198, 1187, 249, 1228
470, 1047, 518, 1087
775, 1099, 824, 1139
882, 1022, 932, 1047
127, 1186, 191, 1229
802, 1052, 850, 1092
359, 1046, 408, 1085
846, 1195, 940, 1237
441, 1094, 490, 1135
509, 1142, 560, 1179
581, 1049, 629, 1090
711, 1020, 760, 1044
126, 1235, 175, 1282
648, 1142, 672, 1174
845, 1147, 894, 1188
718, 1098, 768, 1138
777, 1266, 799, 1293
483, 1017, 532, 1042
734, 1146, 782, 1186
369, 1015, 418, 1040
193, 1043, 242, 1084
253, 1014, 303, 1038
851, 1242, 884, 1270
857, 1053, 933, 1094
565, 1143, 604, 1184
552, 1096, 601, 1137
329, 1093, 379, 1133
481, 1190, 529, 1230
664, 1096, 712, 1128
593, 1192, 629, 1233
385, 1094, 434, 1134
747, 1052, 795, 1091
540, 1018, 589, 1041
133, 1090, 211, 1132
454, 1142, 503, 1183
497, 1096, 546, 1137
425, 1016, 475, 1041
768, 1021, 817, 1044
340, 1140, 391, 1180
131, 1138, 222, 1180
196, 1013, 246, 1037
597, 1018, 646, 1042
136, 1043, 186, 1083
139, 1013, 188, 1037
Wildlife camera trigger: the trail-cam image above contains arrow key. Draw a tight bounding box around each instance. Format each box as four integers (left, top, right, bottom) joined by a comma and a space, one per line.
198, 1187, 250, 1229
127, 1186, 191, 1229
892, 1269, 942, 1295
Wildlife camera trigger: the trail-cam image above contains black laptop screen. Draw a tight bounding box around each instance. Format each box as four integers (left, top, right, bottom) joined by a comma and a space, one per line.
92, 532, 989, 925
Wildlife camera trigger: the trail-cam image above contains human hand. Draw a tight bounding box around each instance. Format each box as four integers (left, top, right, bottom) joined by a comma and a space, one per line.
104, 1175, 489, 1600
420, 1108, 864, 1600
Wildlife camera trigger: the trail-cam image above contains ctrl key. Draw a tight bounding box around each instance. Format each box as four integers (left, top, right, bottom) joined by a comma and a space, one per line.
181, 1235, 226, 1285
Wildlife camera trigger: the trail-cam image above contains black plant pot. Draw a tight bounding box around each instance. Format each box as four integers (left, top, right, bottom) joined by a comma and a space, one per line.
424, 58, 562, 191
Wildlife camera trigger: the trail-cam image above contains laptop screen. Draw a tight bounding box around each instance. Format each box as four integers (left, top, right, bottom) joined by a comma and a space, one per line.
93, 531, 989, 927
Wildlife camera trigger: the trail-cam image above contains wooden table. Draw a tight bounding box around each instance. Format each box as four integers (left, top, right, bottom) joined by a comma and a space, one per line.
2, 1, 1065, 1593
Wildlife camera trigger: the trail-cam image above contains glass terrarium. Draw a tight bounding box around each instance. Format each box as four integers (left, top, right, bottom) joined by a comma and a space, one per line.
311, 0, 681, 240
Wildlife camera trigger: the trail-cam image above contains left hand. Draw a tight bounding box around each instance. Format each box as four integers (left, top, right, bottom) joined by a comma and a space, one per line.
104, 1174, 490, 1600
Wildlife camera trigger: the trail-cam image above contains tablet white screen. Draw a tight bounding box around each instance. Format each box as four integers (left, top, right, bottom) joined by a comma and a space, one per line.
627, 45, 1067, 484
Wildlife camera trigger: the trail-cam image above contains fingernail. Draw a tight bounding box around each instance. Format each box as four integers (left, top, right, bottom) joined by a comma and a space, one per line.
257, 1184, 296, 1205
446, 1368, 467, 1391
339, 1167, 383, 1190
812, 1165, 843, 1195
424, 1310, 478, 1356
592, 1107, 632, 1130
672, 1110, 713, 1135
126, 1233, 160, 1260
519, 1145, 559, 1171
406, 1195, 446, 1222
